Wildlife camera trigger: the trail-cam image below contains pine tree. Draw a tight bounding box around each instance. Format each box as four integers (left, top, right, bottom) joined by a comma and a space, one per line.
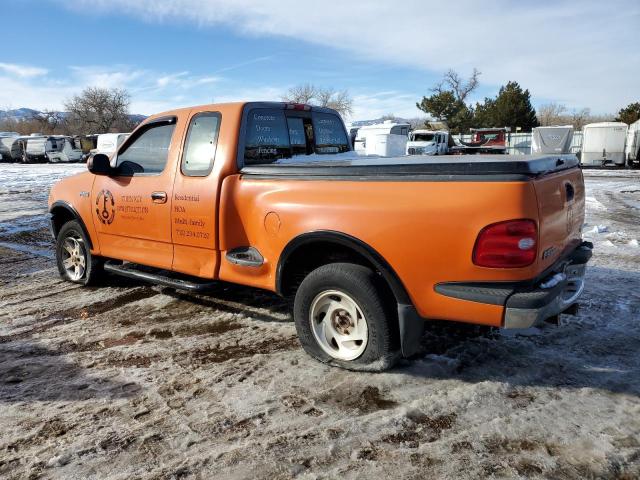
473, 81, 539, 132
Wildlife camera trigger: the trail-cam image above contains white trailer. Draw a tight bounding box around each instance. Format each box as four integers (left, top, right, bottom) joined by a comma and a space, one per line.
45, 136, 84, 163
581, 122, 628, 166
0, 133, 18, 162
625, 119, 640, 166
354, 121, 409, 157
92, 133, 130, 156
531, 126, 574, 154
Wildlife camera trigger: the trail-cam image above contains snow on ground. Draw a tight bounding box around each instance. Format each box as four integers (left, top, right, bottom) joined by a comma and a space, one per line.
0, 164, 639, 479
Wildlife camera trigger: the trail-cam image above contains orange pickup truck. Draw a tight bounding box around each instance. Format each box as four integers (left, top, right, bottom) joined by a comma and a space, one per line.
48, 101, 592, 370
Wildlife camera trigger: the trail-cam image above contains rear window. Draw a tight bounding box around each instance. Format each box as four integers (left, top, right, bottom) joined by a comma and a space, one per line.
243, 108, 350, 165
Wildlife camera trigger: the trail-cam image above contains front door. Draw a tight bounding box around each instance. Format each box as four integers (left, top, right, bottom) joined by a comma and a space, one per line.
91, 117, 181, 270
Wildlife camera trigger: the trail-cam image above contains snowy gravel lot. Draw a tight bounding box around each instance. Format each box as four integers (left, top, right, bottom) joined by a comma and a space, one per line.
0, 164, 639, 479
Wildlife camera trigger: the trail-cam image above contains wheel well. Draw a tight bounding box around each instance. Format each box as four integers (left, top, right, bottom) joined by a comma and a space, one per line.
277, 235, 410, 306
50, 204, 93, 248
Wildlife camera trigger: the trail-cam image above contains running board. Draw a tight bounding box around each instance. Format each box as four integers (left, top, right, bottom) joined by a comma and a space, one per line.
104, 262, 217, 292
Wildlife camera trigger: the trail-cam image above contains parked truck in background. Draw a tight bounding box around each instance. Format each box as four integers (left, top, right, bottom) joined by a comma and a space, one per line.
48, 101, 591, 371
406, 130, 452, 155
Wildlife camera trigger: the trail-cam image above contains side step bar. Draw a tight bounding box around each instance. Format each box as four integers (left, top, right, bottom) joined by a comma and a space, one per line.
104, 262, 217, 292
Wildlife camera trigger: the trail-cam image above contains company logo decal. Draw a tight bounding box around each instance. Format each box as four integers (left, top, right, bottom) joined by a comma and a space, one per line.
96, 189, 115, 225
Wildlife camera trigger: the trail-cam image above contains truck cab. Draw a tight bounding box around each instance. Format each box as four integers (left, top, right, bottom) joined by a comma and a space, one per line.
406, 130, 450, 155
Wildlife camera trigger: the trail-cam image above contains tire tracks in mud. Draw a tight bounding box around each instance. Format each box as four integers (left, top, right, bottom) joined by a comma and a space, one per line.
0, 288, 159, 344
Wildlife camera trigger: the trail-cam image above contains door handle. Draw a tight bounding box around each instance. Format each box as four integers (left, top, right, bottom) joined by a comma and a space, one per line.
151, 191, 167, 204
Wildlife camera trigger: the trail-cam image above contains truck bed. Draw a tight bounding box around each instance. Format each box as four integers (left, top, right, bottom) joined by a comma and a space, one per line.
241, 154, 580, 180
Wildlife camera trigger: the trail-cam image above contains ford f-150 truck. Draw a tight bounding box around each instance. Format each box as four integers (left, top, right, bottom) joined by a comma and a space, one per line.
48, 101, 592, 371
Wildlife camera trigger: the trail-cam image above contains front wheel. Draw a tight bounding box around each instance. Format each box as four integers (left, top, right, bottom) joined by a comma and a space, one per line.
293, 263, 400, 371
55, 220, 102, 285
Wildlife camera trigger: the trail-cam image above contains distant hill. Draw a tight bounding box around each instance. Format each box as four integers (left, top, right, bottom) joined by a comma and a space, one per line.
0, 108, 146, 124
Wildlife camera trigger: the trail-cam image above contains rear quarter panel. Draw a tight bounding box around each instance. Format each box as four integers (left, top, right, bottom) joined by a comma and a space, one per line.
219, 176, 542, 326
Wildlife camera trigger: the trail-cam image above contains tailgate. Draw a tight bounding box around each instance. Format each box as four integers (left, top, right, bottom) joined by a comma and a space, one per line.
533, 167, 585, 272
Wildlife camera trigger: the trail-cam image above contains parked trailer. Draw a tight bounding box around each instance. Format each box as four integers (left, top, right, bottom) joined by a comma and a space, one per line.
9, 136, 29, 162
354, 121, 409, 156
625, 119, 640, 166
581, 122, 628, 166
45, 136, 84, 163
0, 133, 18, 162
23, 136, 49, 163
531, 126, 574, 154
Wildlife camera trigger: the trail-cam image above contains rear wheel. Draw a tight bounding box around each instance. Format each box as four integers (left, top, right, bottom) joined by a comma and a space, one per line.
293, 263, 400, 371
55, 220, 102, 285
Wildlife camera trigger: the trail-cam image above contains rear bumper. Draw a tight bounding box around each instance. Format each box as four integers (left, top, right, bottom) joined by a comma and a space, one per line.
434, 241, 593, 329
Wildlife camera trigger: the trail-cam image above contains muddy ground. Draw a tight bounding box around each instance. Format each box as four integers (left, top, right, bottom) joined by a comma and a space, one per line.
0, 164, 639, 479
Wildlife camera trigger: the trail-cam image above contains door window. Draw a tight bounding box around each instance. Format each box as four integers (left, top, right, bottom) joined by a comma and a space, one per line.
116, 120, 176, 175
181, 112, 221, 176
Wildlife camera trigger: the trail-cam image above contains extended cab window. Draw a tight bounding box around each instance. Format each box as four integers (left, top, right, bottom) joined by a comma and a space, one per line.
116, 121, 176, 175
181, 112, 221, 176
243, 108, 350, 165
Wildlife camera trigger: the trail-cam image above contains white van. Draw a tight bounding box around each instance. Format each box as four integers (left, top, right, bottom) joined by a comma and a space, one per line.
581, 122, 628, 166
354, 121, 409, 157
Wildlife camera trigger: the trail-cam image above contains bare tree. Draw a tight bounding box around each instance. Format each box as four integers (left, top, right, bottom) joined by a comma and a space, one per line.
65, 87, 132, 134
30, 109, 66, 134
282, 84, 353, 117
432, 68, 481, 103
569, 108, 592, 130
538, 102, 567, 126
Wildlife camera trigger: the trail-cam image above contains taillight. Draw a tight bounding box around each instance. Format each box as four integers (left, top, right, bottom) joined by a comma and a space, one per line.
473, 219, 537, 268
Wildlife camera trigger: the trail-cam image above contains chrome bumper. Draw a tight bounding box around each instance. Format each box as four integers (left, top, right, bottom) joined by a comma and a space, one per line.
503, 263, 587, 329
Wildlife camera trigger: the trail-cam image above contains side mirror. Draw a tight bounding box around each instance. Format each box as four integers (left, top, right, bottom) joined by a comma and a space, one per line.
88, 153, 113, 176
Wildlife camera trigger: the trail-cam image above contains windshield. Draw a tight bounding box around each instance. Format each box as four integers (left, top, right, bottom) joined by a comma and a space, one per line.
243, 107, 350, 165
412, 133, 435, 142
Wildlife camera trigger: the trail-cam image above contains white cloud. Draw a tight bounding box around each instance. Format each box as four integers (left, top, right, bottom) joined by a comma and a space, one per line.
0, 62, 48, 78
0, 64, 227, 114
60, 0, 640, 113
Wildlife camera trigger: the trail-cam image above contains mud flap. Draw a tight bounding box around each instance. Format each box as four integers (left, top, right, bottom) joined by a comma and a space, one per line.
398, 304, 424, 357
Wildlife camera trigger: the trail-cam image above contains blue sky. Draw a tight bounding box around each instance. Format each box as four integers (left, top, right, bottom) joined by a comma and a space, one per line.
1, 0, 638, 120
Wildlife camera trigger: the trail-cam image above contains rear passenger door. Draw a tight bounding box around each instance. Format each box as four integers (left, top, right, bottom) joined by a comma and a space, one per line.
171, 111, 222, 277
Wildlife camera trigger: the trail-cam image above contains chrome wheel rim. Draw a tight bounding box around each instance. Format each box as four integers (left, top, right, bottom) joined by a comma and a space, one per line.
61, 235, 86, 281
310, 290, 368, 361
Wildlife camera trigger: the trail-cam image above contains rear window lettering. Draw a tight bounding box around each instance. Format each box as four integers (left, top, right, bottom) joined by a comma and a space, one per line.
244, 109, 290, 165
312, 112, 349, 154
243, 108, 350, 165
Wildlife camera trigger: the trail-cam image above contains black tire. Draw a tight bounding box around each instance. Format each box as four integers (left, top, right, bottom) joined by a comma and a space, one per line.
293, 263, 400, 371
55, 220, 103, 286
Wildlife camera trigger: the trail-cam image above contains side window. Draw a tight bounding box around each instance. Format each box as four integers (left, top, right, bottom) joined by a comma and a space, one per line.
181, 112, 221, 176
116, 121, 175, 175
244, 109, 290, 164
